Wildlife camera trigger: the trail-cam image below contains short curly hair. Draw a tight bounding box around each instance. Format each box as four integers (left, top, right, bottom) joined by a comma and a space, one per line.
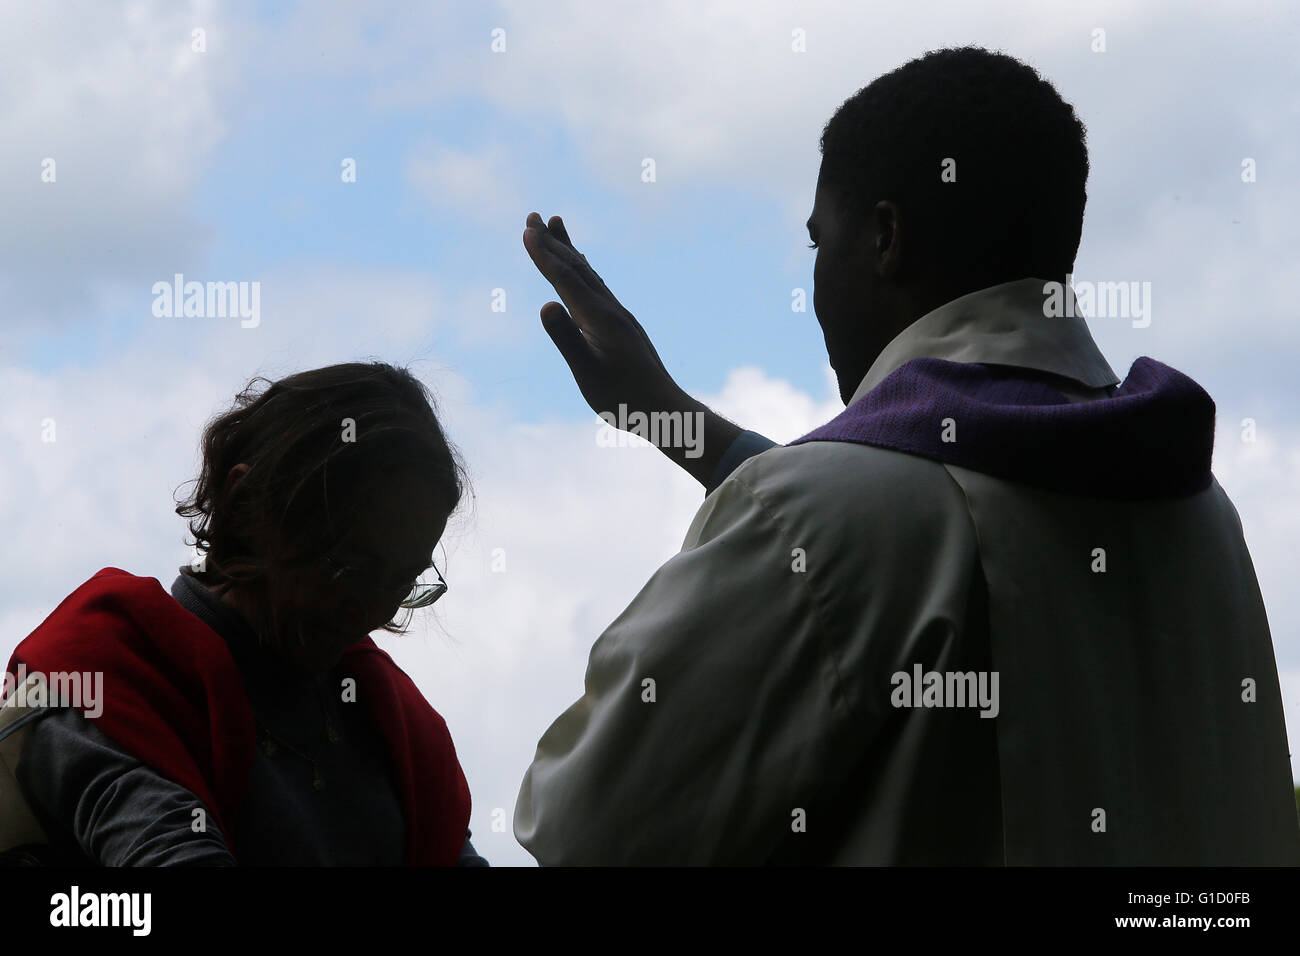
818, 45, 1090, 289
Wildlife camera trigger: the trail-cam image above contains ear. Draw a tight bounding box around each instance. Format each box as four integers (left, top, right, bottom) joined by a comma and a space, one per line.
222, 462, 251, 504
870, 200, 905, 279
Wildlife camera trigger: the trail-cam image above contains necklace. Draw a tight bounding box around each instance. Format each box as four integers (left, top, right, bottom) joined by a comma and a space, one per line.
197, 573, 344, 791
258, 675, 341, 791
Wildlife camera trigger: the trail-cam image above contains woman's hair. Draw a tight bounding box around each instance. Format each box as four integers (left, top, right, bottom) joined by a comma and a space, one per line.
175, 361, 470, 637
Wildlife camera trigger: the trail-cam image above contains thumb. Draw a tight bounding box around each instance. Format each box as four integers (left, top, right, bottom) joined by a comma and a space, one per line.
539, 301, 596, 378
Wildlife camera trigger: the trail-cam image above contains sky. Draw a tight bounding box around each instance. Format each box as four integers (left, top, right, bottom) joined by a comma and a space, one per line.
2, 0, 1298, 866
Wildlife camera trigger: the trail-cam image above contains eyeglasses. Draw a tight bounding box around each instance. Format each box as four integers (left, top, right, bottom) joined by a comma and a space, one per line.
322, 551, 448, 609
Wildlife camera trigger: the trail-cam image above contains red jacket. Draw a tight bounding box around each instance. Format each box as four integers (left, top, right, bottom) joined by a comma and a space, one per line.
8, 567, 471, 865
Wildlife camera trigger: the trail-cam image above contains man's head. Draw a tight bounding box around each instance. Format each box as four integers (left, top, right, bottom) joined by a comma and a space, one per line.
808, 46, 1090, 402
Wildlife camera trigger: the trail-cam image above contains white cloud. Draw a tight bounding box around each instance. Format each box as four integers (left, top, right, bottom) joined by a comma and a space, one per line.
0, 0, 241, 328
1213, 422, 1300, 671
405, 140, 526, 229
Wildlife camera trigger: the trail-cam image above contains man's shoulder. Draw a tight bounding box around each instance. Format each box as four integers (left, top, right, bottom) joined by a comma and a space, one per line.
712, 439, 977, 549
730, 438, 964, 504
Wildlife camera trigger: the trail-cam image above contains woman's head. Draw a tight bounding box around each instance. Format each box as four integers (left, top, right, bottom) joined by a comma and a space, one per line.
175, 362, 469, 670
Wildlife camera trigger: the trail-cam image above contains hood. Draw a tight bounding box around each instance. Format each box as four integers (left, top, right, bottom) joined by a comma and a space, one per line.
789, 356, 1215, 500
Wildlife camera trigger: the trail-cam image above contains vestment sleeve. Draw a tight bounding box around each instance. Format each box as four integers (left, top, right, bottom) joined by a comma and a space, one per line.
514, 469, 853, 864
704, 429, 778, 496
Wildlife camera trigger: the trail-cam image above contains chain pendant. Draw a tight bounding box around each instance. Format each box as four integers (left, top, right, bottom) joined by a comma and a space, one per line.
327, 723, 340, 744
262, 736, 278, 758
312, 768, 326, 791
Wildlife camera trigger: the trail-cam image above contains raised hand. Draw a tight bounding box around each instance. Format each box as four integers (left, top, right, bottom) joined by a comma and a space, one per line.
523, 212, 679, 417
523, 212, 742, 488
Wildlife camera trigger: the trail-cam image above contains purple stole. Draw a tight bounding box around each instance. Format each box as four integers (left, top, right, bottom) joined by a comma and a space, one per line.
788, 357, 1214, 500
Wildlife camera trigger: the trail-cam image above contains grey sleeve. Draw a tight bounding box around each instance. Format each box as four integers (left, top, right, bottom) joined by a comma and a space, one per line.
456, 830, 490, 867
705, 430, 779, 497
15, 707, 237, 866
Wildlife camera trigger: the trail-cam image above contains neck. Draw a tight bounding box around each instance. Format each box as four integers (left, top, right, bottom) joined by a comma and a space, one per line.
204, 575, 272, 647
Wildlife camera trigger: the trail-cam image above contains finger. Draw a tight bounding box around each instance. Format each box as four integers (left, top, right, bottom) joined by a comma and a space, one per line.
547, 215, 573, 249
538, 226, 609, 294
524, 223, 578, 279
539, 301, 596, 376
545, 216, 597, 279
523, 229, 611, 328
528, 219, 659, 371
522, 212, 550, 250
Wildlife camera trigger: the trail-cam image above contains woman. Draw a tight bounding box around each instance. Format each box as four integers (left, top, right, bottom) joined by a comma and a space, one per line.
0, 362, 484, 865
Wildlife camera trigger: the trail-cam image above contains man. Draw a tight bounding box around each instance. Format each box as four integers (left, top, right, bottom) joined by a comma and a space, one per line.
513, 46, 1299, 864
